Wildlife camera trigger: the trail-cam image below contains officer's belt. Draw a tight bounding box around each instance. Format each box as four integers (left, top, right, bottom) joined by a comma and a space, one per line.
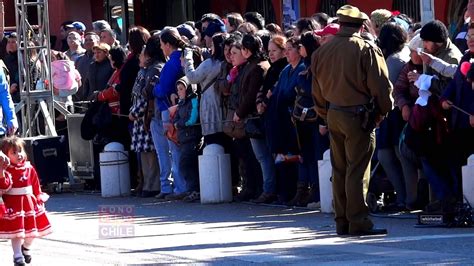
328, 103, 366, 114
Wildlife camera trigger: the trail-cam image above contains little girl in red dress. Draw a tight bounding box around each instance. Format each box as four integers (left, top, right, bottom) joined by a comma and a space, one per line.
0, 136, 52, 265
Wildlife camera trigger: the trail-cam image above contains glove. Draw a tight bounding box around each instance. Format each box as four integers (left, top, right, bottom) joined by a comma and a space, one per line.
87, 91, 99, 102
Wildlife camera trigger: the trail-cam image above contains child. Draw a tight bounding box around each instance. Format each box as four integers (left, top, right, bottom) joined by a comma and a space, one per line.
174, 77, 202, 202
0, 136, 52, 265
51, 50, 81, 116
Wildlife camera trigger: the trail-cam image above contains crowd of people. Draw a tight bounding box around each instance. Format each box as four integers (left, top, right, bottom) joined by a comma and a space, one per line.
0, 2, 473, 236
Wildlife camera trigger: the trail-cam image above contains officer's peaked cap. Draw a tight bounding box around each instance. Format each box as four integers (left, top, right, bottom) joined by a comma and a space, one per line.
337, 5, 369, 24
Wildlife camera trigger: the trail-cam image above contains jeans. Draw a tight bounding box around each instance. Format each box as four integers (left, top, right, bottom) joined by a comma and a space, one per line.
250, 137, 276, 194
378, 146, 406, 205
150, 114, 173, 194
161, 110, 187, 194
234, 137, 262, 196
399, 141, 420, 207
420, 156, 455, 202
180, 139, 201, 192
296, 122, 320, 201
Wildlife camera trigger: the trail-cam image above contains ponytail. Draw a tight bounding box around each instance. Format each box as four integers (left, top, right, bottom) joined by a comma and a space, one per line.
160, 27, 186, 50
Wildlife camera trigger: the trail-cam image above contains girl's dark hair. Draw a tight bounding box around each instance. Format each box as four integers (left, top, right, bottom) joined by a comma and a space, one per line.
195, 21, 203, 33
312, 13, 329, 28
300, 31, 321, 65
226, 12, 244, 30
265, 23, 282, 35
286, 35, 301, 48
1, 136, 25, 156
128, 26, 151, 55
242, 34, 265, 60
295, 18, 320, 34
144, 34, 166, 63
211, 33, 226, 61
378, 23, 408, 59
224, 32, 242, 47
109, 46, 127, 69
257, 30, 271, 54
160, 27, 186, 49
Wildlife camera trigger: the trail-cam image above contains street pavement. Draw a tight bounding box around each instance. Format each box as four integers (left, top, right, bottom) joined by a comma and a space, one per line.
1, 193, 474, 265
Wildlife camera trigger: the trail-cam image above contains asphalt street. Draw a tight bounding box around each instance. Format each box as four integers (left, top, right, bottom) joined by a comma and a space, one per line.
1, 193, 474, 265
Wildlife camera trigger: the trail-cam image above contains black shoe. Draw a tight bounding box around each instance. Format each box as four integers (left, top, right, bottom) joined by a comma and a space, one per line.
235, 190, 255, 202
140, 191, 160, 198
155, 192, 171, 200
349, 228, 388, 236
14, 256, 25, 266
21, 245, 31, 264
425, 200, 443, 213
251, 193, 277, 204
336, 224, 349, 235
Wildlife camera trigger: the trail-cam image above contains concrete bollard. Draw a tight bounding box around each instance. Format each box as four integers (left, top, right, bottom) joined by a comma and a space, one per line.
99, 142, 130, 197
318, 149, 333, 213
198, 144, 232, 204
462, 154, 474, 206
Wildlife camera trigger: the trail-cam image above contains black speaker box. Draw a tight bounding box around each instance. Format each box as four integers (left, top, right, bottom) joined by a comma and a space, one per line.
23, 136, 68, 185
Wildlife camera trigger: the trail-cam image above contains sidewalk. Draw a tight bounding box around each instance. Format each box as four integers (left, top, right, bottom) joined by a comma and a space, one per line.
1, 193, 473, 265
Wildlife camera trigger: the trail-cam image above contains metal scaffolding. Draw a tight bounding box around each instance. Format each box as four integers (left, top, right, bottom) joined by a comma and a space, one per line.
15, 0, 58, 137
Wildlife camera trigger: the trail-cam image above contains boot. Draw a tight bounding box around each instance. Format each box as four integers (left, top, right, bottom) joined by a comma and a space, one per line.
287, 182, 309, 207
305, 183, 320, 204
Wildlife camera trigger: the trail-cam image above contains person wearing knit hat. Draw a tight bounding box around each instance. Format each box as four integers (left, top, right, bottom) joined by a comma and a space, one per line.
408, 20, 462, 111
420, 20, 448, 44
174, 76, 201, 202
408, 33, 423, 52
202, 19, 226, 48
177, 23, 197, 45
370, 9, 392, 36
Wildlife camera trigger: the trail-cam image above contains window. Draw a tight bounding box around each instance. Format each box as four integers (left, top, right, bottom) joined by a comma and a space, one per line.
393, 0, 421, 22
320, 0, 347, 17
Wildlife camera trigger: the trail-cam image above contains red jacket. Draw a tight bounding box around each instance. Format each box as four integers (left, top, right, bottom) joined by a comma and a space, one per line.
98, 68, 121, 114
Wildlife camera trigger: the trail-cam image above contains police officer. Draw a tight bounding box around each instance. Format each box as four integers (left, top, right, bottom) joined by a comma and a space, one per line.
311, 5, 393, 236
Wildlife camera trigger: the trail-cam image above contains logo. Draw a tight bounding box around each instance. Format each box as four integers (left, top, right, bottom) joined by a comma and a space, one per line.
98, 205, 135, 239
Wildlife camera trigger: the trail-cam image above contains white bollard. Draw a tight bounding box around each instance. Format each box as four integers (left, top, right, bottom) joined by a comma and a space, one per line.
318, 149, 333, 213
198, 144, 232, 204
462, 154, 474, 206
100, 142, 130, 197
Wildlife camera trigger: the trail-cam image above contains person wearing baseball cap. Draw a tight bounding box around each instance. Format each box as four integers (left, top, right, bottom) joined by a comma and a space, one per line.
312, 5, 392, 237
202, 19, 226, 48
314, 23, 340, 45
72, 21, 86, 35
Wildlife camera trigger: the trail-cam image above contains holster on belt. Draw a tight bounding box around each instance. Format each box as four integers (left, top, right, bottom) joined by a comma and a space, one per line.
328, 98, 377, 132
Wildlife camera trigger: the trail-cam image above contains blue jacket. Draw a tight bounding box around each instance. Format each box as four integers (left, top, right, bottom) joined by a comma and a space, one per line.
442, 52, 474, 129
0, 67, 17, 135
153, 51, 183, 111
266, 60, 305, 154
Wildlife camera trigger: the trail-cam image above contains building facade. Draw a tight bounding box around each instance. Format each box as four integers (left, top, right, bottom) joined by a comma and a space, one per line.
0, 0, 461, 49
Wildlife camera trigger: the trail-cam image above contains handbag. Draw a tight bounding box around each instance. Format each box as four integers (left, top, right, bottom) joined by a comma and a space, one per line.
245, 116, 264, 139
292, 90, 318, 122
165, 105, 179, 145
223, 109, 246, 139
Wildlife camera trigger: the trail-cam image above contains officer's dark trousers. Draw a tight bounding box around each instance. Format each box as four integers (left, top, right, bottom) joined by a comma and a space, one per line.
327, 109, 375, 232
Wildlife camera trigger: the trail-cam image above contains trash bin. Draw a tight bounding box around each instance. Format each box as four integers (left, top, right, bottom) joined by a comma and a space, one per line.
99, 142, 130, 197
198, 144, 232, 204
